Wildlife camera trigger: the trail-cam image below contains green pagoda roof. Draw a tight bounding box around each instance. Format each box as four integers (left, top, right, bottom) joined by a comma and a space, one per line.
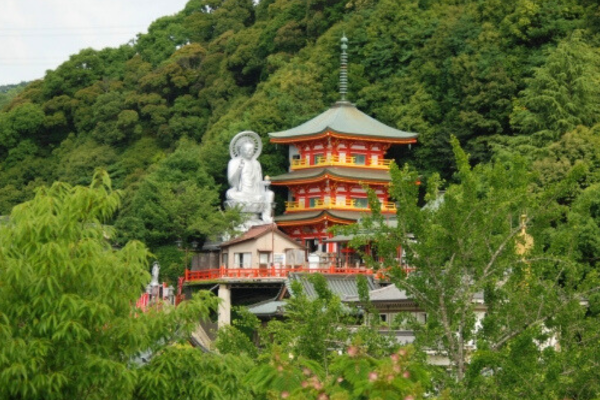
269, 167, 392, 184
275, 210, 366, 224
269, 101, 418, 142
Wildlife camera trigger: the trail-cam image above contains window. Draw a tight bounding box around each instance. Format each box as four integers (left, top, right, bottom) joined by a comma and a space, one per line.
221, 253, 228, 267
352, 153, 366, 165
313, 153, 324, 164
309, 197, 320, 207
353, 198, 369, 208
306, 239, 318, 253
234, 252, 252, 268
259, 252, 270, 268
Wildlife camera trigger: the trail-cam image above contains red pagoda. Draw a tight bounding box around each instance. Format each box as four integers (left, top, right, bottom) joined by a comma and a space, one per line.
268, 35, 418, 254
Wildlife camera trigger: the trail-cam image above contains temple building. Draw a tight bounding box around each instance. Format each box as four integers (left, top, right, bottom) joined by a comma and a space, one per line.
178, 36, 420, 333
268, 35, 418, 254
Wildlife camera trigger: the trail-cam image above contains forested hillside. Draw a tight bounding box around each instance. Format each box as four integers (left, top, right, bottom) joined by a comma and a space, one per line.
1, 0, 599, 256
0, 83, 28, 110
3, 1, 600, 398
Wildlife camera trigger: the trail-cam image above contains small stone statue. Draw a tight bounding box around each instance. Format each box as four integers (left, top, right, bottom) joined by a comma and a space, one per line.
150, 261, 160, 287
225, 131, 274, 224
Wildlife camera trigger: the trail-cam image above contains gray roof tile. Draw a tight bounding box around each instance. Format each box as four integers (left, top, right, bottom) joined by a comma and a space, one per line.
275, 210, 366, 223
270, 167, 392, 183
269, 101, 418, 140
287, 273, 380, 299
247, 300, 287, 316
345, 284, 409, 302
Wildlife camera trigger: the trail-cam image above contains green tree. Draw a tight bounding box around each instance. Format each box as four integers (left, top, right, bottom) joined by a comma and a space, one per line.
343, 137, 589, 388
259, 277, 354, 363
91, 91, 142, 145
0, 102, 45, 154
135, 15, 188, 66
53, 136, 118, 186
135, 346, 254, 400
0, 171, 217, 399
115, 138, 240, 249
510, 31, 600, 143
246, 345, 430, 399
0, 82, 28, 110
218, 275, 400, 369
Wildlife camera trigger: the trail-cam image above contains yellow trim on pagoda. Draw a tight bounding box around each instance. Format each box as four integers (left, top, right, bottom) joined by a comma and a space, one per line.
284, 198, 396, 213
291, 155, 393, 170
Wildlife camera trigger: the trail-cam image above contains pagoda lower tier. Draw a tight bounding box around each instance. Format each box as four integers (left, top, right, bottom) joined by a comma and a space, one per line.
270, 170, 396, 253
274, 210, 361, 253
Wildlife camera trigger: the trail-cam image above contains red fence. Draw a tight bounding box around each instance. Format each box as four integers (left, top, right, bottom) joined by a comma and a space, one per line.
184, 265, 376, 282
136, 292, 150, 312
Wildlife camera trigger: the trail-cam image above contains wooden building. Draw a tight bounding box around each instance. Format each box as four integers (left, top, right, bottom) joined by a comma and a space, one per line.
219, 223, 305, 269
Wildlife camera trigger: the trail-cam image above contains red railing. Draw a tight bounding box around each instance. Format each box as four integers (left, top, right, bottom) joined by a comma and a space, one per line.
136, 292, 150, 312
184, 265, 376, 282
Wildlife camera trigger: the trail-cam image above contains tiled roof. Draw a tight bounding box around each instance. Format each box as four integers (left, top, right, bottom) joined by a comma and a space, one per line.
345, 284, 409, 302
220, 223, 299, 248
269, 101, 418, 141
247, 299, 287, 317
201, 239, 222, 251
275, 210, 365, 224
287, 272, 380, 299
275, 210, 322, 222
220, 223, 275, 246
344, 284, 485, 304
269, 167, 392, 184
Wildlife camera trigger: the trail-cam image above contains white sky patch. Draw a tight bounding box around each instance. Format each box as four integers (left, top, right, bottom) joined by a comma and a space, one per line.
0, 0, 189, 86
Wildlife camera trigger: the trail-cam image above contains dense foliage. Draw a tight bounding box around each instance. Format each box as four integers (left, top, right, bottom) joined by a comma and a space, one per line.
2, 0, 600, 398
340, 136, 600, 397
0, 172, 218, 399
214, 276, 430, 399
2, 0, 600, 254
0, 174, 429, 399
0, 83, 28, 110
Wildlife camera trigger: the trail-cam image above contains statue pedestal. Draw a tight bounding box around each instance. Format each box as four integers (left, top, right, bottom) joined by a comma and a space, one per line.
224, 200, 268, 214
225, 198, 274, 226
236, 211, 272, 233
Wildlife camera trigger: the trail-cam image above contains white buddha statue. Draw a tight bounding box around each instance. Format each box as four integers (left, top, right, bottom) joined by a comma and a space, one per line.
225, 131, 274, 223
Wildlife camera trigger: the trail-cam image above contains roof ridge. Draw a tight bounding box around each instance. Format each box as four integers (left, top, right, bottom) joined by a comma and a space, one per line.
247, 297, 284, 308
369, 284, 400, 293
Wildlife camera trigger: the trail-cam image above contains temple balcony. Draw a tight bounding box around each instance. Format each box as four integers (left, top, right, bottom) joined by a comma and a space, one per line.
284, 198, 397, 213
290, 155, 392, 170
182, 265, 415, 284
184, 265, 377, 283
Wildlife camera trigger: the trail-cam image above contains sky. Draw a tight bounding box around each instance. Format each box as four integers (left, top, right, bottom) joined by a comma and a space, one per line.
0, 0, 190, 86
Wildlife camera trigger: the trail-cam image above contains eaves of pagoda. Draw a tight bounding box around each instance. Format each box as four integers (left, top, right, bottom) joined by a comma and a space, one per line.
269, 167, 392, 186
268, 101, 418, 144
274, 210, 365, 227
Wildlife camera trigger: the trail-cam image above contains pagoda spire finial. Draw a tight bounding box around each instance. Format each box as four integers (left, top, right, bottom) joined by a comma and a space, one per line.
339, 34, 348, 101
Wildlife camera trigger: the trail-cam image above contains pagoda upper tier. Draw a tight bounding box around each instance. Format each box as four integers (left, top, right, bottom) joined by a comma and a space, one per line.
269, 100, 417, 144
